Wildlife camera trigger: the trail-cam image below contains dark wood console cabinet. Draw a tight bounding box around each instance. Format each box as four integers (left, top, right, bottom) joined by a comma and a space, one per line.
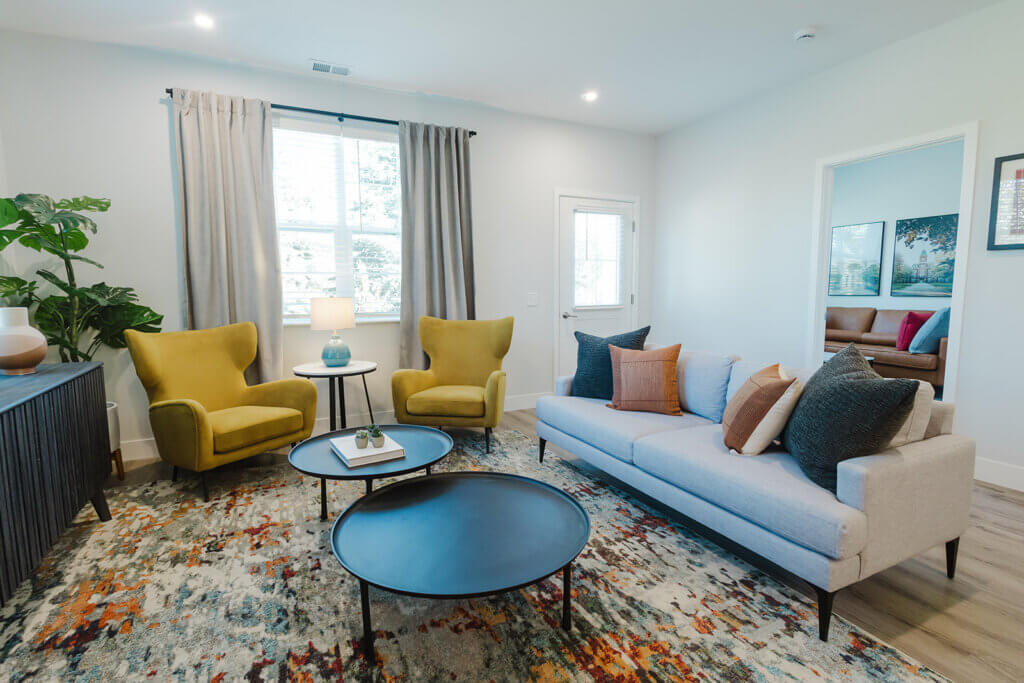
0, 362, 112, 606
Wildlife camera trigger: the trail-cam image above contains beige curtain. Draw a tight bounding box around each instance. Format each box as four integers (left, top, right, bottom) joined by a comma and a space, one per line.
172, 89, 282, 382
398, 121, 476, 369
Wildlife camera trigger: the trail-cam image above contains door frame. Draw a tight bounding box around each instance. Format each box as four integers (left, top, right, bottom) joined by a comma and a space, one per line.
552, 188, 641, 384
806, 122, 979, 404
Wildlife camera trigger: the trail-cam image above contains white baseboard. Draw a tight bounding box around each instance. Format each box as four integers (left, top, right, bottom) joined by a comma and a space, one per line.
118, 392, 550, 463
974, 456, 1024, 493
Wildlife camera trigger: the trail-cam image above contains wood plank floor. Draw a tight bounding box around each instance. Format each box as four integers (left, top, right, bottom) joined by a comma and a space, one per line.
106, 409, 1024, 682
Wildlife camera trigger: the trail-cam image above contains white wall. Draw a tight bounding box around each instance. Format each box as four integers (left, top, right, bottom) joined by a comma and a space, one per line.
0, 29, 655, 456
653, 0, 1024, 490
827, 139, 963, 311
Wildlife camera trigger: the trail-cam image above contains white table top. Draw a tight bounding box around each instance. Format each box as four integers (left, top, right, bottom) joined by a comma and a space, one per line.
293, 360, 378, 377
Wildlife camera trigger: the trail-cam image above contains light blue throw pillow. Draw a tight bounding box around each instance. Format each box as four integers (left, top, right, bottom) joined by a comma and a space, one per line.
908, 307, 950, 354
677, 351, 736, 423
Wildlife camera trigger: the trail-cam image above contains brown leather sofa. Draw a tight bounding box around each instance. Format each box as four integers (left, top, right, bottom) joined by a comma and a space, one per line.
825, 307, 946, 387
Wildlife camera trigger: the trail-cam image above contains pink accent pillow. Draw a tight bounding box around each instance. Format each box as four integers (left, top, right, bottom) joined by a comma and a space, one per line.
897, 311, 932, 351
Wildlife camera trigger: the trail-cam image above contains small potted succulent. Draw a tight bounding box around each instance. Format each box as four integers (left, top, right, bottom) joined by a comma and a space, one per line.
369, 424, 385, 448
354, 429, 369, 449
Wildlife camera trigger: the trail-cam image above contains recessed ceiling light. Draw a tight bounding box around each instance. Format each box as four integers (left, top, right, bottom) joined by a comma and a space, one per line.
194, 13, 215, 30
581, 90, 599, 103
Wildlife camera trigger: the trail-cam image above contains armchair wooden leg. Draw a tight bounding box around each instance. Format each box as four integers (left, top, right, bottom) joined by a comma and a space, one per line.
200, 471, 210, 502
111, 448, 125, 481
171, 465, 179, 482
814, 586, 836, 642
539, 438, 546, 463
485, 427, 492, 453
946, 538, 960, 579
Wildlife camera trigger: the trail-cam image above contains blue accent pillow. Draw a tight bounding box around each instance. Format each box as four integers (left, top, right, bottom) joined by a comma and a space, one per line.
908, 307, 950, 354
571, 326, 651, 400
678, 351, 736, 423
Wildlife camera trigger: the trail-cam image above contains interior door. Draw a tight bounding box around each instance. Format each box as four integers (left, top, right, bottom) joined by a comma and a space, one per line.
557, 195, 636, 378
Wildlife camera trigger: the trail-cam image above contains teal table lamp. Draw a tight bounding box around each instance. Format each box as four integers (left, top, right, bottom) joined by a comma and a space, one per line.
311, 297, 355, 367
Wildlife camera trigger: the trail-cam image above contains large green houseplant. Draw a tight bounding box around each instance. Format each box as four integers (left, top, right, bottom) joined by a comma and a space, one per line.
0, 194, 162, 362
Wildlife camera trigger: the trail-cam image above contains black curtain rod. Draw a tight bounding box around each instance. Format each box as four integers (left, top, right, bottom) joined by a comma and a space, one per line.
164, 88, 476, 136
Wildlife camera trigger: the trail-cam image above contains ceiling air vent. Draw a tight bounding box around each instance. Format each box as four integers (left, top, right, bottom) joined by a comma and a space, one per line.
310, 59, 350, 76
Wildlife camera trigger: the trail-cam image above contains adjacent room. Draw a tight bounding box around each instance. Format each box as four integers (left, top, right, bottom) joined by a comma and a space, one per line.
1, 1, 1021, 681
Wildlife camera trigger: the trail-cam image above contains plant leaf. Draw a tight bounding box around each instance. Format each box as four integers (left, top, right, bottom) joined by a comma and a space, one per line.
55, 196, 111, 213
0, 199, 18, 229
33, 295, 76, 349
0, 276, 38, 306
14, 194, 56, 224
88, 301, 163, 348
35, 269, 76, 295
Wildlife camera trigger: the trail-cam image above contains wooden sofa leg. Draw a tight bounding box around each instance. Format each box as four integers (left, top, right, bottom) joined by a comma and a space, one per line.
815, 586, 835, 641
946, 538, 960, 579
539, 438, 546, 463
485, 427, 492, 453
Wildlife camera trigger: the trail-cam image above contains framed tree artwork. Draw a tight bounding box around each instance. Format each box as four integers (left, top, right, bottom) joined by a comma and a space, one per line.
891, 214, 958, 297
988, 152, 1024, 250
828, 222, 883, 296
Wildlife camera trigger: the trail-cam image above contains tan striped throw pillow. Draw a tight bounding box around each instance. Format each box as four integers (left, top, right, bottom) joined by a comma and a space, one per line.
607, 344, 683, 415
722, 364, 803, 455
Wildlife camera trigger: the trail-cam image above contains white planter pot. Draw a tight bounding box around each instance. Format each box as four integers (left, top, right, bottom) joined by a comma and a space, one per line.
0, 307, 47, 375
106, 401, 120, 453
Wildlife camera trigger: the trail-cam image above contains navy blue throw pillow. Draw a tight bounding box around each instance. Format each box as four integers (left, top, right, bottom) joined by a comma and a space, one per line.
571, 326, 651, 400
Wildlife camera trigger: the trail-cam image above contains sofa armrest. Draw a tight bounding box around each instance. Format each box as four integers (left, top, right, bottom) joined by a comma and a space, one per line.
936, 336, 948, 385
149, 398, 213, 471
391, 369, 438, 422
242, 378, 318, 437
837, 434, 974, 579
555, 375, 573, 396
483, 370, 507, 428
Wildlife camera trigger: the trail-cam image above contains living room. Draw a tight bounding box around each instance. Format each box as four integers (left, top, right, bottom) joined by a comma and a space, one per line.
0, 1, 1022, 681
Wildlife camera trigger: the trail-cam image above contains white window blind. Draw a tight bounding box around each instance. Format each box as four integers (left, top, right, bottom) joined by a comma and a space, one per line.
272, 115, 402, 320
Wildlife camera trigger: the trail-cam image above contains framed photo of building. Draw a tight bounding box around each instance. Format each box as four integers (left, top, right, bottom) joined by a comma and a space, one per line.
988, 152, 1024, 250
828, 222, 883, 296
891, 214, 958, 297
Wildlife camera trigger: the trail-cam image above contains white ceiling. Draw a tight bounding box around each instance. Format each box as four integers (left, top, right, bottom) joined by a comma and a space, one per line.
0, 0, 999, 133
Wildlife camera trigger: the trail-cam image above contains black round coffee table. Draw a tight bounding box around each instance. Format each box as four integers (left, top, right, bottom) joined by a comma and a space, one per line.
331, 471, 590, 655
289, 425, 454, 520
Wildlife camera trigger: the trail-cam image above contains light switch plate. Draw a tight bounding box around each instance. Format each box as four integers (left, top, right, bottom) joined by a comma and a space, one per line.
526, 291, 539, 307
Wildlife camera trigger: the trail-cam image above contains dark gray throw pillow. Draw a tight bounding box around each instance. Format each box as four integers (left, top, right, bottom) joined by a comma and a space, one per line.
571, 326, 651, 400
782, 344, 918, 492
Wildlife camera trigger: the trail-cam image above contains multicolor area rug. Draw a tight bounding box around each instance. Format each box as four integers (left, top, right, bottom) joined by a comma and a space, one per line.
0, 427, 945, 681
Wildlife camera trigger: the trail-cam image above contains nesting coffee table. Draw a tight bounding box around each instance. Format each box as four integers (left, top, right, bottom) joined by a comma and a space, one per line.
288, 424, 454, 520
330, 471, 591, 656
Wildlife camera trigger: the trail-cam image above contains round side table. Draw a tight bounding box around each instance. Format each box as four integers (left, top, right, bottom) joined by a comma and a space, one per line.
293, 361, 378, 431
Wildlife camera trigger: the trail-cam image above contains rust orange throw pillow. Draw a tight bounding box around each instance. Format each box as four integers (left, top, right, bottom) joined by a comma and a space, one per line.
607, 344, 682, 415
722, 364, 803, 455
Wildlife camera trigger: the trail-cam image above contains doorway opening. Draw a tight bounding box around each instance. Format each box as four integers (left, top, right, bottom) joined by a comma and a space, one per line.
807, 124, 978, 402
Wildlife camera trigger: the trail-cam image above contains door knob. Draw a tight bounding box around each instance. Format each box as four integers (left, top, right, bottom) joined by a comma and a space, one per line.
562, 312, 578, 319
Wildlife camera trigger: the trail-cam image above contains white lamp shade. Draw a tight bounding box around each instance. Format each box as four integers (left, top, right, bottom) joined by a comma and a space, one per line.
310, 297, 355, 331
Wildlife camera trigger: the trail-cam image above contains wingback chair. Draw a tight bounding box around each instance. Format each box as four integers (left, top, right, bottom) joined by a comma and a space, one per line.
125, 322, 317, 500
392, 316, 514, 452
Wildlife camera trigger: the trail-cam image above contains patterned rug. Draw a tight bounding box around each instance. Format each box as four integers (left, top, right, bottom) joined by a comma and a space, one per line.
0, 427, 946, 682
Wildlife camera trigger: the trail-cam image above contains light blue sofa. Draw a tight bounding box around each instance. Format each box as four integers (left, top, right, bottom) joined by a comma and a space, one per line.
535, 353, 975, 641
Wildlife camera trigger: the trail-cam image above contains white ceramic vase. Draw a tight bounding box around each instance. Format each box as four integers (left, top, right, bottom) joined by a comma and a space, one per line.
0, 307, 47, 375
106, 401, 120, 453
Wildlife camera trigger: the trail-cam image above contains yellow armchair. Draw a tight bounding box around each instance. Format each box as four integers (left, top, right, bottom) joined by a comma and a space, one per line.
125, 322, 317, 499
392, 316, 513, 452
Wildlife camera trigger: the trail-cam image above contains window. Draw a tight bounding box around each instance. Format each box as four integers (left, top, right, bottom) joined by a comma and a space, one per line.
573, 210, 623, 307
272, 115, 402, 320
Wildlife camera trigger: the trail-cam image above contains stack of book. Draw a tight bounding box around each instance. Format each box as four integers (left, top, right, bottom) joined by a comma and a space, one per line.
330, 433, 405, 468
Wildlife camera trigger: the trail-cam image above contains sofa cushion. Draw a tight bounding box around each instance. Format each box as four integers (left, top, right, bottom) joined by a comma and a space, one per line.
571, 326, 651, 400
783, 344, 917, 491
633, 424, 868, 559
826, 307, 876, 333
909, 306, 950, 354
609, 344, 682, 415
407, 385, 486, 417
676, 351, 736, 423
823, 342, 938, 370
536, 395, 711, 463
888, 380, 934, 448
896, 311, 932, 351
870, 309, 931, 335
860, 332, 898, 347
208, 405, 304, 453
722, 364, 803, 455
825, 329, 864, 343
